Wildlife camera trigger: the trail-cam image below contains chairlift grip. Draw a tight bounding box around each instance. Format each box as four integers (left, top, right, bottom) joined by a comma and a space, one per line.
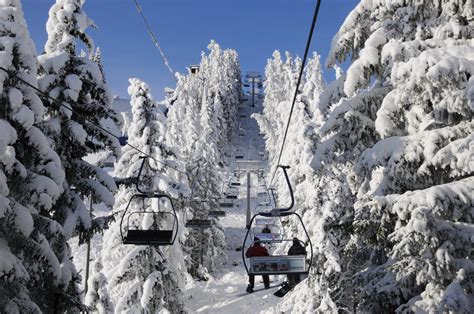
273, 165, 294, 212
136, 156, 148, 194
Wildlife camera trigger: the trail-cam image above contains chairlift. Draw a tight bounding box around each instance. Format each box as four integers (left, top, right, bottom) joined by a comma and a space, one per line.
185, 219, 211, 229
209, 210, 226, 217
241, 166, 314, 276
230, 182, 241, 186
220, 202, 234, 208
235, 155, 244, 159
226, 195, 238, 200
120, 157, 178, 246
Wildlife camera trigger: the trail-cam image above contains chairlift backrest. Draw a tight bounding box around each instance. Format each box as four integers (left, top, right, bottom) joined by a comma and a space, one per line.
253, 232, 282, 243
255, 218, 274, 226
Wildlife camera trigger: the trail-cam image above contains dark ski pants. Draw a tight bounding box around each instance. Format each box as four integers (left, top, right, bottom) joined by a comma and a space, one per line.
248, 274, 270, 288
287, 274, 301, 287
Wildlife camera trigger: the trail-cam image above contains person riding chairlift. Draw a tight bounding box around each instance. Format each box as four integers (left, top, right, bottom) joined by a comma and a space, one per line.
245, 237, 270, 292
287, 237, 307, 287
261, 225, 271, 234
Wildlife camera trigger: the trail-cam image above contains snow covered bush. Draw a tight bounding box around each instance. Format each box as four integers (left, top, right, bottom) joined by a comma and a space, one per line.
0, 0, 83, 311
37, 0, 120, 240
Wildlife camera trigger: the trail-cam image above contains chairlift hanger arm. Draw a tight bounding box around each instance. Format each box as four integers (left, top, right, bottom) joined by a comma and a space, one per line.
272, 165, 294, 212
136, 156, 148, 194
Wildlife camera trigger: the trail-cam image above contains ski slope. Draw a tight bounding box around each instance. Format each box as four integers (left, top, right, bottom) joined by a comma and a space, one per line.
184, 96, 288, 313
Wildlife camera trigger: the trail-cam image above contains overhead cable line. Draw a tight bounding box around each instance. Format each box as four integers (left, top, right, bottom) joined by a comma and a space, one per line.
269, 0, 322, 187
0, 66, 186, 175
133, 0, 176, 80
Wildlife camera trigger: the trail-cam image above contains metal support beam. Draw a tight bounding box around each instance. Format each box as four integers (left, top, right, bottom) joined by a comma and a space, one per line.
84, 196, 93, 295
200, 227, 205, 266
246, 172, 251, 228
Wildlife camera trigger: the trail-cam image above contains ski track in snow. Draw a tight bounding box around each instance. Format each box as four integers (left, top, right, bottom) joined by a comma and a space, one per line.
184, 97, 286, 313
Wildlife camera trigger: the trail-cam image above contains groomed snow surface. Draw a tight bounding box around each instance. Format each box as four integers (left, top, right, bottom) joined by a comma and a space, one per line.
184, 96, 291, 313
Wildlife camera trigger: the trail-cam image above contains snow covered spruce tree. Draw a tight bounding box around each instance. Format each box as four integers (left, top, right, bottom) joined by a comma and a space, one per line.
167, 41, 241, 276
318, 0, 474, 312
102, 78, 188, 312
37, 0, 120, 239
254, 51, 298, 168
255, 51, 359, 314
0, 1, 83, 311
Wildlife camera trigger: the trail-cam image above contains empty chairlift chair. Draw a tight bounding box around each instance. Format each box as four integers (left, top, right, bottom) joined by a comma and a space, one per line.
185, 219, 211, 229
209, 210, 226, 217
120, 157, 179, 246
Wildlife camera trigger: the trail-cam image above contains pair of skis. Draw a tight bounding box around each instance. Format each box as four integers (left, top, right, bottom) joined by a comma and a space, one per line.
237, 281, 294, 297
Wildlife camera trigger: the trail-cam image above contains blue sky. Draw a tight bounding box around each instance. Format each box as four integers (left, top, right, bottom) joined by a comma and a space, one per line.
23, 0, 358, 99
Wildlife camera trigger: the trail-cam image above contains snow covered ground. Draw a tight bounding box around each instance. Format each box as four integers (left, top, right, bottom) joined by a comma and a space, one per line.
183, 96, 288, 313
71, 93, 287, 312
184, 212, 285, 313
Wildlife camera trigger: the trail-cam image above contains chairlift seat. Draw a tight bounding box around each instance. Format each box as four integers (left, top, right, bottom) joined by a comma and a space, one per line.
220, 202, 234, 208
226, 195, 238, 199
230, 182, 241, 186
235, 155, 244, 159
209, 210, 226, 217
124, 229, 173, 245
185, 219, 211, 228
248, 255, 307, 275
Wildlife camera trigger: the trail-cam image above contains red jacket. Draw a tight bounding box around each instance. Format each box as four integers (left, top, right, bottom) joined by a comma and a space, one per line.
246, 244, 269, 258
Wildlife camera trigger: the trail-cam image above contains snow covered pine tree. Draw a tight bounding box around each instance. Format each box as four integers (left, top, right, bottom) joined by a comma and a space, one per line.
0, 0, 83, 311
37, 0, 120, 240
167, 41, 242, 276
321, 0, 474, 312
102, 78, 188, 313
